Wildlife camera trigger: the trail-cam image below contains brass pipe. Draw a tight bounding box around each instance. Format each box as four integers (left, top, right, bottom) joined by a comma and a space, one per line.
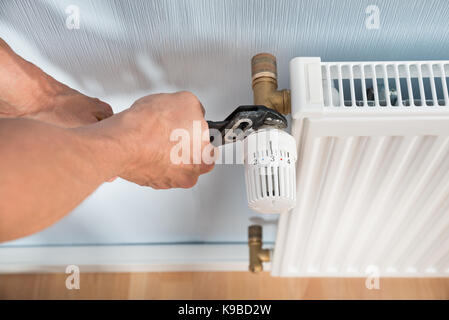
251, 53, 291, 114
248, 225, 271, 273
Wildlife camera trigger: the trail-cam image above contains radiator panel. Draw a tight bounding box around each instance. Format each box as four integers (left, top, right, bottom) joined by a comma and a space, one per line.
272, 58, 449, 277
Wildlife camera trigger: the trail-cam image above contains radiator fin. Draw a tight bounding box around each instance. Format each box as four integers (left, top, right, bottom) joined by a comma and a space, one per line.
273, 120, 449, 277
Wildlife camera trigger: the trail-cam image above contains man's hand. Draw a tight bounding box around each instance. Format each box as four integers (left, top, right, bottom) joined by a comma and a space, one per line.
0, 38, 112, 127
90, 92, 215, 189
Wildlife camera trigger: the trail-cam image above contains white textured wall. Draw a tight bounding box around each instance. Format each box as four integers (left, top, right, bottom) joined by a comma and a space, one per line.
1, 0, 449, 246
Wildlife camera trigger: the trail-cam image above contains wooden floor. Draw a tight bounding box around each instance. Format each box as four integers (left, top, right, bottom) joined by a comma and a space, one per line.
1, 272, 449, 299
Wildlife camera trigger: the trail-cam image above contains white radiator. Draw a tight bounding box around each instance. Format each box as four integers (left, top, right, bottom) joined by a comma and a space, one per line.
272, 58, 449, 277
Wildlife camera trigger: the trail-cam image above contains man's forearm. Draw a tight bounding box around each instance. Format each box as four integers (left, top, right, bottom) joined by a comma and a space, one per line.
0, 38, 114, 128
0, 92, 214, 242
0, 118, 125, 242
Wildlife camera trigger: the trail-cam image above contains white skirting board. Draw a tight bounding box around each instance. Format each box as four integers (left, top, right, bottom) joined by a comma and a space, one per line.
0, 244, 262, 273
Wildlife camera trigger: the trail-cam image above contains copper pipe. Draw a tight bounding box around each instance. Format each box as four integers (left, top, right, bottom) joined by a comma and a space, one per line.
248, 225, 271, 273
251, 53, 291, 114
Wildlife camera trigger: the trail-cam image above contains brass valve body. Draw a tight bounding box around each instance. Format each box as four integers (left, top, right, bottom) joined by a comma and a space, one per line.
251, 53, 291, 115
248, 225, 271, 273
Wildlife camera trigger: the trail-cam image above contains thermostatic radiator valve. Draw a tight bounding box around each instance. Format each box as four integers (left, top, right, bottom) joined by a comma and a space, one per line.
206, 53, 296, 214
207, 106, 297, 214
244, 128, 297, 213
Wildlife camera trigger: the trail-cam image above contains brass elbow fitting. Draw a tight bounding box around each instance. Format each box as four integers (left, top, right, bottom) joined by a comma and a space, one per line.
251, 53, 291, 115
248, 225, 271, 273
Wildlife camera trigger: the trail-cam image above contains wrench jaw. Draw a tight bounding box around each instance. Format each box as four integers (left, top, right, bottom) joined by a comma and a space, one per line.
207, 105, 288, 147
224, 119, 254, 144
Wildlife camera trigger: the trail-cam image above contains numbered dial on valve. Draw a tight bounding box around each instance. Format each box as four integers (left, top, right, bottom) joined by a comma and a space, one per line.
250, 150, 293, 166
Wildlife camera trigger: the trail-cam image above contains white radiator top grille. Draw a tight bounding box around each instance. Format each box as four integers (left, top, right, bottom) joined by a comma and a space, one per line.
321, 61, 449, 109
272, 58, 449, 277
